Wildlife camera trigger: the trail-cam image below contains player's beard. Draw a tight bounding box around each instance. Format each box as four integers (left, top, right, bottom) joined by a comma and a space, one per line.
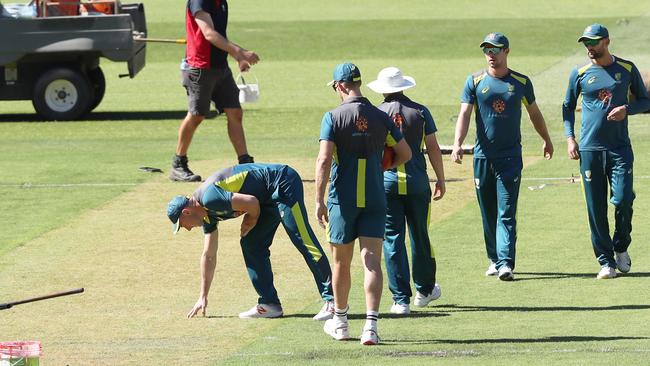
588, 49, 603, 59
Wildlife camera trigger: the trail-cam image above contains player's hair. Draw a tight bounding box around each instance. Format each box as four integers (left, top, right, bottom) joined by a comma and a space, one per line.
341, 80, 361, 89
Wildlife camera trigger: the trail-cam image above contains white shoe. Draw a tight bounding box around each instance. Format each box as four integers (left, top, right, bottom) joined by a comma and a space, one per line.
414, 283, 441, 307
360, 328, 380, 345
596, 266, 617, 279
323, 318, 350, 340
498, 266, 514, 281
485, 262, 498, 276
238, 303, 283, 319
313, 300, 334, 321
616, 251, 631, 273
390, 302, 410, 315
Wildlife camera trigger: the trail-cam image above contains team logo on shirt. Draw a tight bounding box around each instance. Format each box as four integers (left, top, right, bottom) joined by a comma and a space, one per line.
507, 83, 515, 92
492, 99, 506, 113
355, 116, 368, 132
615, 73, 622, 81
587, 76, 597, 84
392, 113, 404, 129
481, 86, 490, 94
597, 89, 612, 103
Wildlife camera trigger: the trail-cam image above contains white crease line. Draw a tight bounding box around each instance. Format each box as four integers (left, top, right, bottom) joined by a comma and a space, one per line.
1, 176, 649, 188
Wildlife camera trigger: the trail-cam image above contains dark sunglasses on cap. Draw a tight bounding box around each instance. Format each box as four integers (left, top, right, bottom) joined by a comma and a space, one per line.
482, 47, 503, 55
582, 38, 601, 47
331, 81, 338, 91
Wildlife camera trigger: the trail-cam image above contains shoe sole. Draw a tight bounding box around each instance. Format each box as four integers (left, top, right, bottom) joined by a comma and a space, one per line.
499, 273, 514, 281
361, 340, 378, 345
617, 263, 631, 273
390, 310, 410, 315
313, 313, 334, 321
239, 312, 283, 319
169, 171, 201, 182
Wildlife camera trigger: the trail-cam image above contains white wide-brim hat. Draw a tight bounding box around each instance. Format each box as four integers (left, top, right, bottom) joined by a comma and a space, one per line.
367, 67, 416, 94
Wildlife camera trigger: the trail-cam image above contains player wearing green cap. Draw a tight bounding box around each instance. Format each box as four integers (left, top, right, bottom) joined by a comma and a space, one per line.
563, 24, 650, 279
452, 33, 554, 281
316, 62, 411, 345
167, 163, 334, 320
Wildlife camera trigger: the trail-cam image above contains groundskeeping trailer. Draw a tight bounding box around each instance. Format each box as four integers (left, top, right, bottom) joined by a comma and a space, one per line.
0, 1, 147, 120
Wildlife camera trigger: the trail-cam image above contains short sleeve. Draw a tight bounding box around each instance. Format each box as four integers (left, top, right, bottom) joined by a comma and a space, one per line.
421, 106, 437, 135
523, 77, 536, 106
460, 74, 476, 104
319, 112, 335, 141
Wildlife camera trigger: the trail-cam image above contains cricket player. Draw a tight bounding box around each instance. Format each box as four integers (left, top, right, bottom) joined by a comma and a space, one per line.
315, 62, 411, 345
451, 32, 554, 281
367, 67, 445, 315
563, 24, 650, 279
167, 163, 335, 319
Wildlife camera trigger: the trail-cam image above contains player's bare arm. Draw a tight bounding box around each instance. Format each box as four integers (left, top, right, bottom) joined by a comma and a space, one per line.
525, 101, 554, 159
315, 140, 334, 228
187, 231, 219, 318
451, 103, 473, 163
231, 193, 260, 237
194, 11, 259, 71
424, 133, 446, 200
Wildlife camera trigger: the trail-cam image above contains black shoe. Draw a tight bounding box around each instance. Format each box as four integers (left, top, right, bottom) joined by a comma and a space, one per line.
238, 154, 254, 164
170, 155, 201, 182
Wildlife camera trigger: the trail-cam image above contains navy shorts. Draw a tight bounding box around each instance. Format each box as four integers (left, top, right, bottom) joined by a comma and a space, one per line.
182, 66, 240, 116
327, 202, 386, 244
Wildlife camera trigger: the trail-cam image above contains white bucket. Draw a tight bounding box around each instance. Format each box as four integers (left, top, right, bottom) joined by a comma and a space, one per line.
236, 73, 259, 103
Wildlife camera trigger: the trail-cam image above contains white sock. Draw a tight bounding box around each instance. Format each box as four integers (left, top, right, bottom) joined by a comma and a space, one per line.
334, 306, 348, 323
364, 310, 378, 331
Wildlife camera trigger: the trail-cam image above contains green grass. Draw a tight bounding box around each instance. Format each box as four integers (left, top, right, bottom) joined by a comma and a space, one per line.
2, 0, 650, 364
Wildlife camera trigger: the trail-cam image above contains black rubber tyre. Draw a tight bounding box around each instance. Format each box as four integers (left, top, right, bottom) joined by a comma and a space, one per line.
32, 68, 94, 120
88, 66, 106, 112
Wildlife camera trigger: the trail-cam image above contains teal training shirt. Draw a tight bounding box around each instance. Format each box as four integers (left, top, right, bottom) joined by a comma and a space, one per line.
194, 163, 288, 233
320, 96, 404, 209
461, 69, 536, 158
562, 56, 650, 151
378, 94, 437, 195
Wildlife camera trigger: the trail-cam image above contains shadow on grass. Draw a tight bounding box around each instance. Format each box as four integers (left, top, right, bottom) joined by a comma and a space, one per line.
0, 110, 213, 123
514, 271, 650, 281
281, 312, 450, 320
386, 335, 649, 345
433, 303, 650, 312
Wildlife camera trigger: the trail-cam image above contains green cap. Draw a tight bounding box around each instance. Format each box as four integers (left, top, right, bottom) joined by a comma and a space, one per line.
327, 62, 361, 86
578, 23, 609, 42
167, 195, 189, 234
480, 32, 509, 49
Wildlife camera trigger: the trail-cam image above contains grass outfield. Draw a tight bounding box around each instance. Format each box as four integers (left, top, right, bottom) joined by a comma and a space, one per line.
1, 0, 650, 364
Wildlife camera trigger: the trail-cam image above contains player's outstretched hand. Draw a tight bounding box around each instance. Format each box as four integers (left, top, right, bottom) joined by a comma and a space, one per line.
187, 296, 208, 318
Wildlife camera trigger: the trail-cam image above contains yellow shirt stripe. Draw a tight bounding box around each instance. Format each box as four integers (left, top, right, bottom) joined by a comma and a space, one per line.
357, 158, 366, 208
616, 60, 633, 72
511, 73, 527, 86
215, 171, 248, 192
578, 63, 592, 76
